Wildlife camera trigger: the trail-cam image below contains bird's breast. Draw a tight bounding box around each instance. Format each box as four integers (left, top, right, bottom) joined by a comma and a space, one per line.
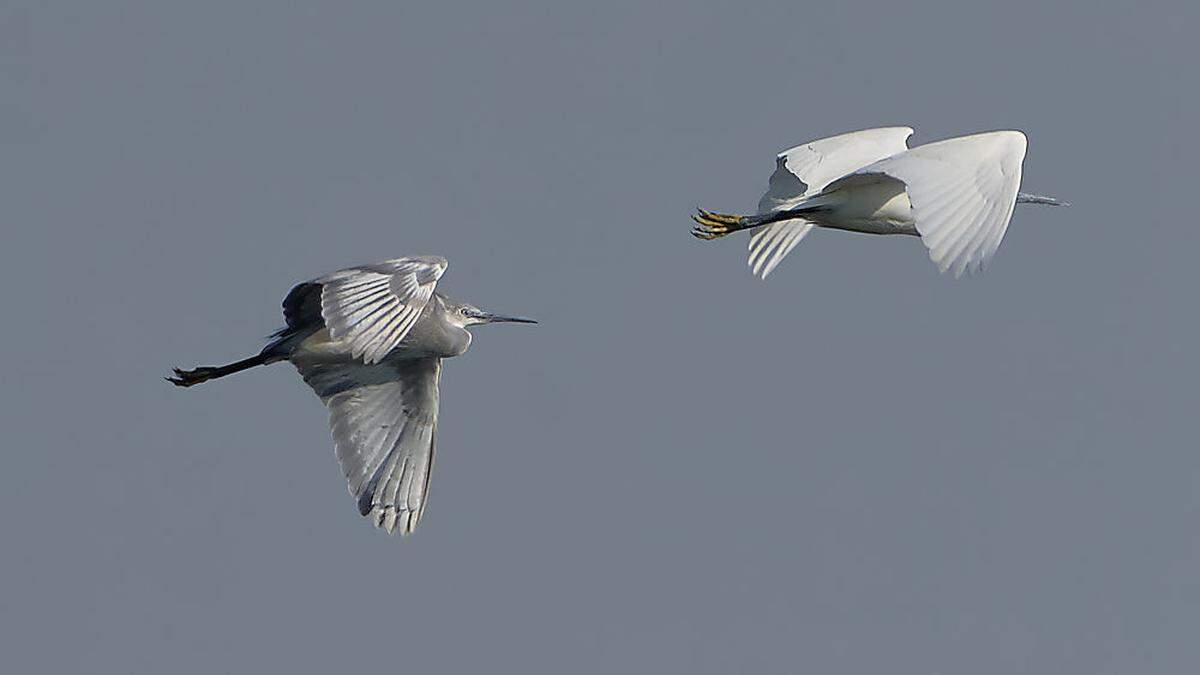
288, 318, 472, 364
290, 328, 350, 361
819, 181, 917, 235
397, 317, 472, 358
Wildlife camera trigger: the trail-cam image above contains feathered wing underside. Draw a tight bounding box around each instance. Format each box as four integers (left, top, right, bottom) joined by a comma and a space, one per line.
316, 256, 448, 364
749, 127, 913, 278
830, 130, 1027, 277
295, 357, 441, 535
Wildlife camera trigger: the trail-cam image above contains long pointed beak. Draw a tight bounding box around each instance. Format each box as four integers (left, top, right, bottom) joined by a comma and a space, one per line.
1016, 191, 1070, 207
481, 312, 537, 325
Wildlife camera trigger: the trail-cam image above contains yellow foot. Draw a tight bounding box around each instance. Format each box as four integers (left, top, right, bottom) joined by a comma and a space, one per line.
690, 208, 748, 240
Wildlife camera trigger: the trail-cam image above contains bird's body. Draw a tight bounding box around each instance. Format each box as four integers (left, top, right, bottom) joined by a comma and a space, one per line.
692, 127, 1067, 278
796, 180, 917, 236
281, 293, 474, 363
169, 256, 534, 536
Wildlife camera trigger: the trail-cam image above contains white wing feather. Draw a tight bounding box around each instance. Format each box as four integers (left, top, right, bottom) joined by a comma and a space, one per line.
749, 127, 913, 278
317, 256, 447, 364
834, 131, 1027, 277
748, 220, 813, 279
758, 126, 914, 210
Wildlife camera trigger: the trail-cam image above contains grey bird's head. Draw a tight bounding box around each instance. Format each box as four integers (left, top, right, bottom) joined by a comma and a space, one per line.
443, 297, 537, 329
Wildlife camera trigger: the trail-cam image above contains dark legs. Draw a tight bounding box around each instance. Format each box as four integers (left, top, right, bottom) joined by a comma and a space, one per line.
167, 353, 275, 387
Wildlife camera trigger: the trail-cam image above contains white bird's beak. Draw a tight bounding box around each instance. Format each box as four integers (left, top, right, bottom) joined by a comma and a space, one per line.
1016, 192, 1070, 206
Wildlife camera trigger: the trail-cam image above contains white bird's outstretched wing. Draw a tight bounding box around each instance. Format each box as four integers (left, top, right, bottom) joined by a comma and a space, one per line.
749, 127, 913, 278
316, 256, 448, 364
830, 130, 1027, 277
295, 357, 441, 535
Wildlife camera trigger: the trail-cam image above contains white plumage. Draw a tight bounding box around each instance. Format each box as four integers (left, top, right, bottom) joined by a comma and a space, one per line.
750, 127, 913, 278
694, 127, 1066, 278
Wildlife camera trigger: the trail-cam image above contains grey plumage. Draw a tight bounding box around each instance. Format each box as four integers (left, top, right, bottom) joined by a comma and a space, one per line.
168, 256, 534, 536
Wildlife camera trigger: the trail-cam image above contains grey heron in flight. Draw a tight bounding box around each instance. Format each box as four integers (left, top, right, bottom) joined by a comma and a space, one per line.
168, 256, 535, 536
691, 128, 1068, 278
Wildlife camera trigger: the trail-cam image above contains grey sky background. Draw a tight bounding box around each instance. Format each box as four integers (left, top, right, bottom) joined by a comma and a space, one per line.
3, 1, 1198, 673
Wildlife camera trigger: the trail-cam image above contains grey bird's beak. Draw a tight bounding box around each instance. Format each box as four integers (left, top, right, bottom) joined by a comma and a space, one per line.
480, 312, 537, 325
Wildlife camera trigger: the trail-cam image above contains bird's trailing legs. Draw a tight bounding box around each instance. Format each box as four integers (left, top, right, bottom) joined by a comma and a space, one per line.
691, 206, 809, 240
167, 352, 276, 387
691, 208, 772, 240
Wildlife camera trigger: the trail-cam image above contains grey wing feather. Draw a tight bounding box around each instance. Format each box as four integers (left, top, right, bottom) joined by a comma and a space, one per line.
317, 256, 448, 364
296, 357, 441, 536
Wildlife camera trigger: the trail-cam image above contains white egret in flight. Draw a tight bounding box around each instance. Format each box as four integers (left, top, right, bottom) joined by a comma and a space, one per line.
692, 127, 1067, 278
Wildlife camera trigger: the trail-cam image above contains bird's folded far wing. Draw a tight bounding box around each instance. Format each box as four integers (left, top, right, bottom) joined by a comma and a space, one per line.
295, 357, 441, 536
317, 256, 448, 364
759, 126, 914, 213
747, 220, 814, 279
831, 131, 1027, 277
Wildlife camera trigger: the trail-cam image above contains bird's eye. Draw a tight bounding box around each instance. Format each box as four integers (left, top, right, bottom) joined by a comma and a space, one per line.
460, 307, 470, 316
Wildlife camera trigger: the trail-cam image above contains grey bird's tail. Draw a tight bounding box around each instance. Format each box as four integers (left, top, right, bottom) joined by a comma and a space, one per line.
167, 351, 278, 387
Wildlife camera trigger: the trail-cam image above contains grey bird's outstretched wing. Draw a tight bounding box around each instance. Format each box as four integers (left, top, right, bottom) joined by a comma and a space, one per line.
294, 357, 441, 535
749, 127, 914, 278
315, 256, 448, 364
